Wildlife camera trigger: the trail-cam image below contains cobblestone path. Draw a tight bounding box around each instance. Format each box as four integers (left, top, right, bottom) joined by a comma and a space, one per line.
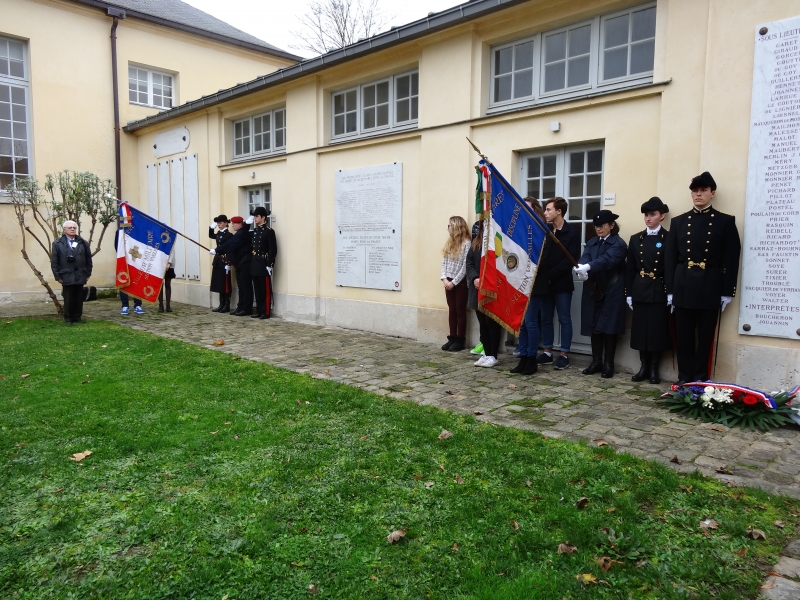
5, 298, 800, 498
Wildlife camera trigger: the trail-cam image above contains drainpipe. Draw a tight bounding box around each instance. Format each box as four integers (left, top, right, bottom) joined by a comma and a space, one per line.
107, 7, 126, 199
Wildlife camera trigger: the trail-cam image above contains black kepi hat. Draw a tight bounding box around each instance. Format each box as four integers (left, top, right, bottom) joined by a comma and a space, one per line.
252, 206, 269, 218
689, 171, 716, 191
592, 209, 619, 226
640, 196, 669, 214
214, 214, 229, 223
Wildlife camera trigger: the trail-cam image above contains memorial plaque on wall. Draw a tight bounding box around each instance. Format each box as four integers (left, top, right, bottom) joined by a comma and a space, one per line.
739, 16, 800, 340
335, 163, 402, 290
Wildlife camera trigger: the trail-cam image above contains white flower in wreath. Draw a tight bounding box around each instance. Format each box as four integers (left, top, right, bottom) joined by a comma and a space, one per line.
700, 386, 717, 408
704, 386, 715, 395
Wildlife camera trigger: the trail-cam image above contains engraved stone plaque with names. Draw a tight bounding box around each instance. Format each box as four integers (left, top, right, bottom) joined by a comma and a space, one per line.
739, 15, 800, 339
335, 163, 402, 290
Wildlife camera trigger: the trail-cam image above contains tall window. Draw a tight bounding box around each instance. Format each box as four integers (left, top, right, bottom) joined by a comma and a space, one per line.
129, 66, 174, 109
245, 185, 273, 226
490, 2, 656, 110
331, 70, 419, 140
0, 36, 30, 189
520, 145, 604, 245
232, 108, 286, 160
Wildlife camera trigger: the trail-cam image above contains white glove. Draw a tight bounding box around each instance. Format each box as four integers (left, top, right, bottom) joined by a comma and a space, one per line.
210, 222, 216, 229
266, 266, 273, 276
245, 215, 255, 225
209, 248, 216, 255
225, 265, 231, 274
575, 263, 591, 275
667, 294, 674, 313
627, 297, 633, 310
720, 296, 732, 312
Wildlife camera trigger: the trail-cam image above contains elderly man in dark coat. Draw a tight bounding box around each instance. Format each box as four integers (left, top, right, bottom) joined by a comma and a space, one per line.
51, 220, 93, 325
574, 210, 627, 378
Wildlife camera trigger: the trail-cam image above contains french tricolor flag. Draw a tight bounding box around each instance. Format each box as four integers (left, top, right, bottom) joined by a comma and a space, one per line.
477, 160, 548, 333
116, 202, 177, 303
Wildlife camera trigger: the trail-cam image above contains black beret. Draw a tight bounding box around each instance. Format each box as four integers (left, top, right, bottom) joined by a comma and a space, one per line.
640, 196, 669, 214
471, 220, 481, 239
689, 171, 716, 191
592, 210, 619, 226
214, 214, 229, 223
252, 206, 269, 218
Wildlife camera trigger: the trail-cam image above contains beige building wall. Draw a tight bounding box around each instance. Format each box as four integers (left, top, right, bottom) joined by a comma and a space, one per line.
0, 0, 295, 300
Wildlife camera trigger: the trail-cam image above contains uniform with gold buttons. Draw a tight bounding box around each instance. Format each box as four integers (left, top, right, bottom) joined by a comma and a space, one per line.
250, 206, 278, 319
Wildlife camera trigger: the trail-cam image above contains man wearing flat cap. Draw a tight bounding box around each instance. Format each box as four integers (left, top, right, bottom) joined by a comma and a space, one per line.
208, 215, 233, 313
574, 210, 628, 378
212, 215, 255, 315
250, 207, 278, 319
665, 172, 741, 384
625, 197, 671, 384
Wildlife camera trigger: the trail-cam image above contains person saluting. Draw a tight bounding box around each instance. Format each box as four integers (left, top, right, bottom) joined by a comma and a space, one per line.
664, 172, 741, 385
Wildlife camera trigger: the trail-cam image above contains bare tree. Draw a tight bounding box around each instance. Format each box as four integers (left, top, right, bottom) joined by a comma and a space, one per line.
6, 171, 117, 315
291, 0, 393, 56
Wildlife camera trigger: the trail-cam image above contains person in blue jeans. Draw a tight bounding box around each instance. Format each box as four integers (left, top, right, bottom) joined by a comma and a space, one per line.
537, 198, 581, 370
119, 291, 143, 315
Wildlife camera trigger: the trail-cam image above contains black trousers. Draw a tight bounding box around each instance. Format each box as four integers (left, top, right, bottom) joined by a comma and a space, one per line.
252, 274, 272, 317
674, 306, 718, 381
236, 267, 253, 313
62, 284, 84, 322
476, 311, 502, 358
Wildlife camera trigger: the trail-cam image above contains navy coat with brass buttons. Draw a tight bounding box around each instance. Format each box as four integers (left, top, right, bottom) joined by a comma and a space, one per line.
664, 206, 741, 310
625, 227, 671, 351
250, 223, 277, 276
208, 226, 234, 293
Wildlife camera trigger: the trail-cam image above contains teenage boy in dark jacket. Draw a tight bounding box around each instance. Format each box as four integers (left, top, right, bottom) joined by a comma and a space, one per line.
535, 197, 581, 370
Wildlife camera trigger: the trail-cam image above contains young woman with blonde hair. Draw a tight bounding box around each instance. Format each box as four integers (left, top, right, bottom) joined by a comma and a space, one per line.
440, 216, 471, 352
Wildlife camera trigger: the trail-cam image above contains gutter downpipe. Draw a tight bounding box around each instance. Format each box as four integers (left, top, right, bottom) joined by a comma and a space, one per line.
108, 8, 126, 199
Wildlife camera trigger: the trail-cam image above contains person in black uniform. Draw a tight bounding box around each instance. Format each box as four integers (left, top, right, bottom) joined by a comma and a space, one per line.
212, 215, 254, 316
665, 172, 741, 384
574, 210, 627, 378
208, 215, 233, 313
625, 197, 671, 384
250, 206, 278, 319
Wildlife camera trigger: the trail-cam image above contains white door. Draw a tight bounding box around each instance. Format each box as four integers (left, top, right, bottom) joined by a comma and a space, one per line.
518, 144, 605, 354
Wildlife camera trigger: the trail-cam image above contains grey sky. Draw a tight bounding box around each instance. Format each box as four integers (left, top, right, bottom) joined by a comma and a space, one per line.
182, 0, 463, 58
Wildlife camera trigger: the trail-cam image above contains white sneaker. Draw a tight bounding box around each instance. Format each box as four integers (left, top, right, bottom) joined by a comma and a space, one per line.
480, 356, 499, 368
474, 355, 489, 366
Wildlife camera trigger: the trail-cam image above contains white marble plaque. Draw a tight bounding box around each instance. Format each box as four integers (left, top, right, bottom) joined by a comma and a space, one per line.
739, 16, 800, 340
335, 163, 402, 290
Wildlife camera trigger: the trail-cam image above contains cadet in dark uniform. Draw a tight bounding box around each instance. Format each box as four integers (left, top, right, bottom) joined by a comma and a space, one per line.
625, 197, 671, 384
574, 210, 628, 378
665, 172, 741, 384
213, 215, 254, 316
208, 215, 233, 313
250, 206, 278, 319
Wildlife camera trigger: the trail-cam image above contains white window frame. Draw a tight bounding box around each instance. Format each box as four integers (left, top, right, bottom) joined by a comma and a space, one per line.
232, 107, 286, 161
488, 1, 655, 113
491, 37, 538, 105
0, 35, 32, 193
243, 184, 274, 227
128, 65, 175, 109
330, 69, 419, 142
598, 3, 658, 86
394, 71, 419, 126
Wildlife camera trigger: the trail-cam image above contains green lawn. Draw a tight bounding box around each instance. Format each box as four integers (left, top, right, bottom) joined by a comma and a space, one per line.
1, 318, 797, 599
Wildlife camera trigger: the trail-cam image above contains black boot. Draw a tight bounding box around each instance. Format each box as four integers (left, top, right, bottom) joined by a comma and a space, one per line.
219, 294, 231, 314
212, 297, 223, 312
441, 336, 455, 351
601, 335, 617, 379
631, 350, 650, 382
510, 356, 527, 374
165, 284, 172, 312
448, 337, 465, 352
649, 352, 662, 385
582, 334, 604, 375
158, 299, 164, 313
522, 358, 538, 375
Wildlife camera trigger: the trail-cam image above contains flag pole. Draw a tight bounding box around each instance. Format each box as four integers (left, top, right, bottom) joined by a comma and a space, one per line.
466, 138, 603, 300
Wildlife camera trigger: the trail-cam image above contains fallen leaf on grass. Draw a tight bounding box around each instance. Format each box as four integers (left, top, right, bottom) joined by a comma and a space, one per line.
700, 519, 719, 530
101, 344, 108, 348
16, 443, 26, 447
452, 543, 459, 551
424, 481, 434, 488
593, 438, 608, 447
455, 476, 464, 485
775, 520, 785, 529
210, 431, 218, 435
735, 548, 748, 556
224, 421, 232, 425
324, 370, 331, 376
296, 399, 302, 405
387, 529, 406, 544
213, 340, 225, 346
413, 474, 423, 479
595, 556, 624, 571
606, 507, 616, 513
558, 542, 577, 554
20, 373, 30, 379
710, 424, 727, 432
69, 450, 92, 462
511, 520, 519, 530
748, 528, 767, 540
234, 435, 239, 440
576, 573, 597, 584
230, 408, 235, 413
526, 480, 532, 487
369, 575, 378, 580
508, 384, 517, 389
308, 584, 318, 594
715, 467, 734, 475
360, 436, 369, 441
635, 560, 647, 568
670, 455, 682, 464
575, 497, 589, 510
439, 464, 445, 472
53, 488, 65, 494
438, 430, 453, 440
473, 411, 483, 415
679, 485, 693, 493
